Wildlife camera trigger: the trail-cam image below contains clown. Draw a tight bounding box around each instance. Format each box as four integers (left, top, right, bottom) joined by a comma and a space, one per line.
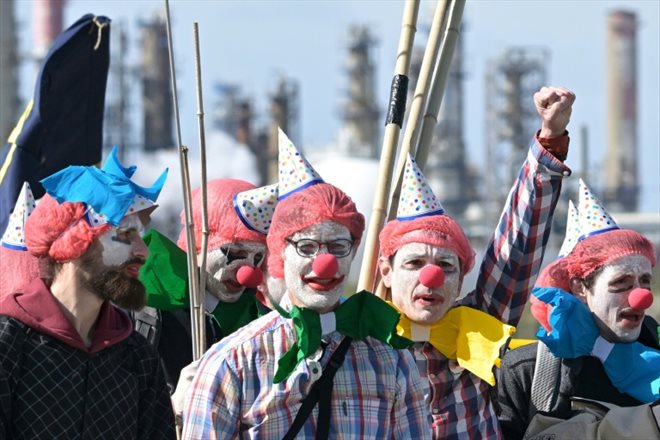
182, 129, 431, 439
135, 179, 275, 393
378, 86, 575, 439
498, 180, 659, 440
0, 148, 175, 439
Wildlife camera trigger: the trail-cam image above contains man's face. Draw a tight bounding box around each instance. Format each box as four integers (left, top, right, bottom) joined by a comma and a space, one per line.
283, 221, 354, 313
81, 212, 150, 310
380, 234, 462, 325
203, 241, 266, 303
577, 254, 653, 342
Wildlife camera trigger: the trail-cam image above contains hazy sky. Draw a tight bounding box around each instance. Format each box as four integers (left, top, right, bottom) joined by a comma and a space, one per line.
13, 0, 660, 213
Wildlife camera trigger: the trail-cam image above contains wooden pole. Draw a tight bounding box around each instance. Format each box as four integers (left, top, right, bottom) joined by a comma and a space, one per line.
414, 0, 466, 169
356, 0, 420, 294
369, 0, 451, 299
164, 0, 203, 361
387, 0, 450, 221
192, 22, 208, 360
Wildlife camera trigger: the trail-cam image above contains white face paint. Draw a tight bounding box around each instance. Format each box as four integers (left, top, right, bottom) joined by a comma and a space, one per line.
283, 221, 354, 313
381, 233, 462, 325
203, 241, 266, 303
97, 213, 147, 268
264, 272, 287, 307
582, 254, 652, 342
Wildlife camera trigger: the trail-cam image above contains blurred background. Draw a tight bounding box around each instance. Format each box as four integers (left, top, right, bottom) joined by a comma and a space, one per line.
1, 0, 658, 332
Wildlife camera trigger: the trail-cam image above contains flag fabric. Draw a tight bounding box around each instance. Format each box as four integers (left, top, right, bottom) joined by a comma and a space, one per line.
0, 14, 111, 233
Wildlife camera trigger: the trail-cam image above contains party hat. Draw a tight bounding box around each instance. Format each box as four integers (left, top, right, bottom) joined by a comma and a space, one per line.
576, 178, 619, 241
557, 200, 580, 258
277, 128, 323, 199
1, 182, 37, 250
396, 154, 445, 220
233, 183, 279, 234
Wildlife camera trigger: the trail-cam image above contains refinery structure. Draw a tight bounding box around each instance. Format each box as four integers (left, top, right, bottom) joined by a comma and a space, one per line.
0, 2, 653, 249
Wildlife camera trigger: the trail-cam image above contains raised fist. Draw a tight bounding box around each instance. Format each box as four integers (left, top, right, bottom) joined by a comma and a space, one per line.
534, 86, 576, 138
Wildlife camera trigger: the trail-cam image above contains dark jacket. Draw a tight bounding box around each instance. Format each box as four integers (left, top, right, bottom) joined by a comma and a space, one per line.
132, 288, 270, 392
0, 279, 176, 440
497, 316, 660, 440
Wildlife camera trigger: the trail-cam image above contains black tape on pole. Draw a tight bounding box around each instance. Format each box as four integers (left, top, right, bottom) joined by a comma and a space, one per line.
385, 74, 409, 127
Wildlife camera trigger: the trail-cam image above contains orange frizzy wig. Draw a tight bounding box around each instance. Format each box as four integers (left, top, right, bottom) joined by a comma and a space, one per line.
177, 179, 266, 254
379, 214, 476, 277
266, 183, 365, 279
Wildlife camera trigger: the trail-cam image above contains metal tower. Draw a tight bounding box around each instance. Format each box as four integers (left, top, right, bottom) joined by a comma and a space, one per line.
340, 25, 380, 158
603, 10, 638, 211
484, 47, 549, 224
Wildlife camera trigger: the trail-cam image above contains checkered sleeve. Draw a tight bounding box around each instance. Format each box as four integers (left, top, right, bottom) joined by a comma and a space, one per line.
464, 137, 570, 326
182, 345, 241, 439
392, 349, 433, 439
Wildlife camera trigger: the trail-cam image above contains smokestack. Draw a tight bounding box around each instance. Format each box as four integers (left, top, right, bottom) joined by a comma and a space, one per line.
33, 0, 66, 60
604, 10, 638, 211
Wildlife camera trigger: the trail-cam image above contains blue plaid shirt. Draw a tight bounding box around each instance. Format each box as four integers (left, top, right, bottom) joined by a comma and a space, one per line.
182, 311, 432, 439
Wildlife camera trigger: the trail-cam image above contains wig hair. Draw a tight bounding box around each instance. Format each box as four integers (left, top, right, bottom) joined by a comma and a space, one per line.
24, 194, 111, 263
378, 214, 476, 277
266, 183, 364, 279
177, 178, 266, 254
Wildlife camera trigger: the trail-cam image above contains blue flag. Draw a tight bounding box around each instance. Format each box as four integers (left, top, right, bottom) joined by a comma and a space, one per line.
0, 14, 111, 234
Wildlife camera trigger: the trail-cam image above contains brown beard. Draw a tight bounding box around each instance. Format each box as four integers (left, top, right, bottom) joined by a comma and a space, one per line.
88, 264, 147, 310
79, 249, 147, 310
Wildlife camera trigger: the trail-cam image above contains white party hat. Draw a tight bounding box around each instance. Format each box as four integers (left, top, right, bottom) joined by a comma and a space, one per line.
1, 182, 37, 250
557, 200, 580, 258
396, 154, 445, 220
277, 128, 323, 199
85, 193, 156, 227
576, 178, 619, 241
233, 183, 279, 234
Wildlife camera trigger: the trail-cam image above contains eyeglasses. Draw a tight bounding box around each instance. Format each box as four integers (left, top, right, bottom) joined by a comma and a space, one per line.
286, 238, 354, 258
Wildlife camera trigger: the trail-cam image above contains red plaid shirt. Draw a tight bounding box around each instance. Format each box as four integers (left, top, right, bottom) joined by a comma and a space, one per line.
417, 136, 571, 439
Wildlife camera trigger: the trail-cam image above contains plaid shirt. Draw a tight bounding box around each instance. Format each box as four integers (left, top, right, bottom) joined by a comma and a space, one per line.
182, 311, 431, 439
416, 138, 570, 439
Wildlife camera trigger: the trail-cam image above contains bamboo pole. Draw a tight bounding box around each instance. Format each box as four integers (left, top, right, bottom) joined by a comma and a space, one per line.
387, 0, 450, 220
370, 0, 451, 299
192, 22, 208, 360
356, 0, 421, 294
164, 0, 203, 361
414, 0, 466, 169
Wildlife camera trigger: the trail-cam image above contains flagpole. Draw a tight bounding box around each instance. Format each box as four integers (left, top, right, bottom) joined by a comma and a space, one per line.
164, 0, 204, 361
192, 22, 209, 360
357, 0, 420, 294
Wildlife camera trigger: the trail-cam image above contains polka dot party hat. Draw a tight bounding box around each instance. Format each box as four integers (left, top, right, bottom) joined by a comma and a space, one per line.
576, 178, 619, 241
85, 193, 155, 227
557, 200, 580, 258
396, 154, 445, 220
1, 182, 37, 251
277, 127, 323, 199
233, 183, 279, 234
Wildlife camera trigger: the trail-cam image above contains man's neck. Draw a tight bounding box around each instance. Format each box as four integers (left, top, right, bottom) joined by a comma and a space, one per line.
49, 263, 104, 347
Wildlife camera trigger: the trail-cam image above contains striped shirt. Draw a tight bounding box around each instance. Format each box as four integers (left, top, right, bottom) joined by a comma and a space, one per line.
416, 137, 570, 439
182, 310, 432, 439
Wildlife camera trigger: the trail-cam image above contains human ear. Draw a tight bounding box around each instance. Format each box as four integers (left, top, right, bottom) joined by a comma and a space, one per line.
570, 278, 588, 305
378, 256, 393, 288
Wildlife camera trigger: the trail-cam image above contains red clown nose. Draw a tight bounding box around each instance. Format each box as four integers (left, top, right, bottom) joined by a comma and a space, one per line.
236, 265, 264, 288
628, 288, 654, 310
419, 265, 445, 289
312, 253, 339, 279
